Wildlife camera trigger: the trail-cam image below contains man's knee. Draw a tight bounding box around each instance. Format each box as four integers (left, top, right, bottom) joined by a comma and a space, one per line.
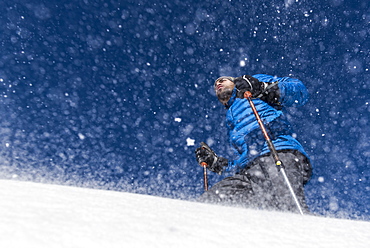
198, 174, 254, 205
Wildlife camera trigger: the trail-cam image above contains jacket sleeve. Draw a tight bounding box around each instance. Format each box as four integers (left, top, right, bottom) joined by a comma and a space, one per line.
224, 143, 250, 173
253, 74, 309, 107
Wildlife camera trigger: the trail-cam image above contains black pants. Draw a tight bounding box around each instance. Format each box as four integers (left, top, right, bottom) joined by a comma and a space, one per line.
198, 150, 312, 213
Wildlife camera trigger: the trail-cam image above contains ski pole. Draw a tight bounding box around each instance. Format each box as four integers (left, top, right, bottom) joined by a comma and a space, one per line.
201, 162, 208, 191
244, 91, 304, 215
198, 142, 214, 191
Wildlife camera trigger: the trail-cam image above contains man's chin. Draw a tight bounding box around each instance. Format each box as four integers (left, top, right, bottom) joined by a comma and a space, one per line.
216, 89, 233, 103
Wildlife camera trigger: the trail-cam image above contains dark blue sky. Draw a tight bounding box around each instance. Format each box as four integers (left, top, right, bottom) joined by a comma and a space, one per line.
0, 0, 369, 220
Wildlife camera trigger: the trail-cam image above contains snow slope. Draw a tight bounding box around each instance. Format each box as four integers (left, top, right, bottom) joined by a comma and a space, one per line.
0, 179, 369, 248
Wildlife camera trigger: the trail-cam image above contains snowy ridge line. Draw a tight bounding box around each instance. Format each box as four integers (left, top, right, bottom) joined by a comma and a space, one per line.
0, 179, 369, 248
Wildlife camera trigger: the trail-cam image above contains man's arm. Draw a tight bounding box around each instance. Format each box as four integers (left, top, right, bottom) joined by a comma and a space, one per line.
252, 74, 309, 107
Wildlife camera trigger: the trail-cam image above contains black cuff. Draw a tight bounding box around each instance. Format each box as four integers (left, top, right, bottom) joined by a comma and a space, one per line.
260, 83, 281, 109
208, 157, 228, 174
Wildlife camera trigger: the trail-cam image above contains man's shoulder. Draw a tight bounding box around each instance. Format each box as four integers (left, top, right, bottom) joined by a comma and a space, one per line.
252, 74, 277, 82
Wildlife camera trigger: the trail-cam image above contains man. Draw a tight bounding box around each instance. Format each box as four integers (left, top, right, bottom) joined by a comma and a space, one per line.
195, 74, 312, 213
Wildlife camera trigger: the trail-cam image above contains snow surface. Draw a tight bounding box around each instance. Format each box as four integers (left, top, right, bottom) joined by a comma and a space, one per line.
0, 179, 369, 248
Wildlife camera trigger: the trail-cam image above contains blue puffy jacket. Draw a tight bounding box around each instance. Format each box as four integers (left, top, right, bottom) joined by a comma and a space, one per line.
224, 74, 309, 172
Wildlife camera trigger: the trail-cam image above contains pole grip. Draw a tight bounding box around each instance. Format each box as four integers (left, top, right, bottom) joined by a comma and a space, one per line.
244, 91, 253, 98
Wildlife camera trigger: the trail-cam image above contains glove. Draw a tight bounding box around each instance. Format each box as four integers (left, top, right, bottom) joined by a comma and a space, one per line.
195, 143, 228, 174
234, 75, 267, 98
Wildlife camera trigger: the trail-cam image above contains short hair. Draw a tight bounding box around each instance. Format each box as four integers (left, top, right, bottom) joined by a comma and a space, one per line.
214, 76, 235, 86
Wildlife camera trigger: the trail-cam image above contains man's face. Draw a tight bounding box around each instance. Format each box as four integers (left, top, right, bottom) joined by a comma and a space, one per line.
214, 78, 235, 104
